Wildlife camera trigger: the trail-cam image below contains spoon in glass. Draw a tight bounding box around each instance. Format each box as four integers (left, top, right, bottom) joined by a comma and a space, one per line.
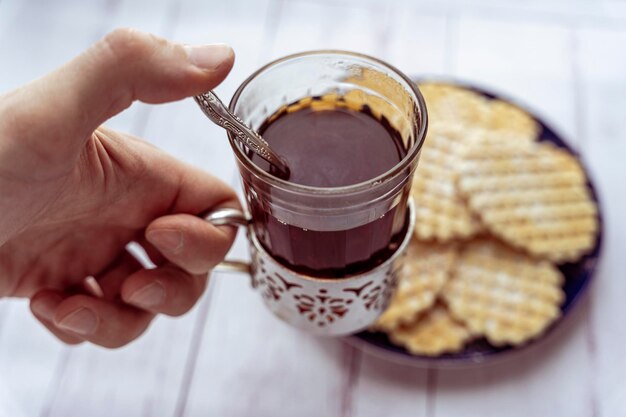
194, 91, 290, 179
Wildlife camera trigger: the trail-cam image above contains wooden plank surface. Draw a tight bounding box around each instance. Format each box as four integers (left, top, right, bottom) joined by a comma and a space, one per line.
434, 16, 594, 417
577, 26, 626, 417
349, 4, 449, 416
0, 0, 624, 416
181, 2, 355, 416
0, 2, 121, 416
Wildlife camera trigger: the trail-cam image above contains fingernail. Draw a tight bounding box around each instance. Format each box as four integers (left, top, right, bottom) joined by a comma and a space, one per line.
147, 229, 184, 253
127, 281, 166, 308
31, 296, 62, 321
56, 308, 98, 336
185, 44, 233, 70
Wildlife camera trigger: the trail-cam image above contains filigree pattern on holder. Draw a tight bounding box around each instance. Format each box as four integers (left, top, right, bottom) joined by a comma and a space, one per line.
255, 270, 303, 302
248, 224, 412, 333
293, 289, 353, 327
253, 260, 403, 327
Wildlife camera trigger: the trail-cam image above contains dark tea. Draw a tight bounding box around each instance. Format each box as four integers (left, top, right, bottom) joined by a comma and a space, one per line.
247, 96, 409, 277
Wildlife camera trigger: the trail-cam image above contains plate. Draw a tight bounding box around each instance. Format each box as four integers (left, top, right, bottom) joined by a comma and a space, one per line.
348, 79, 604, 368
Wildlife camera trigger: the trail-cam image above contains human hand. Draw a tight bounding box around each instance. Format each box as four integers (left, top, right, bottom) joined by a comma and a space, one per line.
0, 29, 239, 347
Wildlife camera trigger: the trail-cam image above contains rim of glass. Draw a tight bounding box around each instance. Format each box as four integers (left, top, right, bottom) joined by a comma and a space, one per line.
228, 50, 428, 195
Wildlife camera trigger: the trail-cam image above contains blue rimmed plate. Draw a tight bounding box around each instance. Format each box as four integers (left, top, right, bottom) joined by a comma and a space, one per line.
349, 79, 604, 368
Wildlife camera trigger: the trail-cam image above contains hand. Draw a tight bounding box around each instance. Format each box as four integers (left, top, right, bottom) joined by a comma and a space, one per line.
0, 29, 239, 348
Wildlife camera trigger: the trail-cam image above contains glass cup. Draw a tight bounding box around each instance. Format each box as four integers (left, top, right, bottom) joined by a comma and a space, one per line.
205, 51, 427, 336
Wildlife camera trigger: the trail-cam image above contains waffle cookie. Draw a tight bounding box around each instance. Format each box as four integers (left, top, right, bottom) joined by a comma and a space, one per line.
411, 123, 483, 241
419, 82, 539, 143
418, 82, 491, 127
458, 140, 599, 262
481, 99, 540, 141
388, 304, 472, 356
374, 241, 458, 332
442, 238, 565, 346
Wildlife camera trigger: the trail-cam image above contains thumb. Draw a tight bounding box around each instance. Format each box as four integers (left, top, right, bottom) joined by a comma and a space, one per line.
0, 28, 234, 173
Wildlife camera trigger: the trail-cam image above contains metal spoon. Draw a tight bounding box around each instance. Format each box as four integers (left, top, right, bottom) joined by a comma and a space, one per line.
194, 91, 290, 179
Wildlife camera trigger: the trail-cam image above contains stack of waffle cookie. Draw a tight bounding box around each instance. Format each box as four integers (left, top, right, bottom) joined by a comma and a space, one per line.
372, 82, 599, 356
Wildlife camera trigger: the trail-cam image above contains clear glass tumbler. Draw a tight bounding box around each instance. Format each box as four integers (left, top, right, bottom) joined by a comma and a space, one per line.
228, 51, 427, 279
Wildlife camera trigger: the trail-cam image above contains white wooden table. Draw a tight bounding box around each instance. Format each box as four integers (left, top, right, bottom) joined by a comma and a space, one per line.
1, 0, 625, 416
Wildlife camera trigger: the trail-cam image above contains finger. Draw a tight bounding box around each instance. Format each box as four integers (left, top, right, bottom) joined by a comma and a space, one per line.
132, 236, 167, 267
30, 290, 84, 345
52, 295, 154, 348
121, 264, 207, 316
29, 251, 144, 346
146, 213, 237, 275
169, 162, 242, 215
95, 249, 144, 300
95, 124, 241, 221
0, 28, 234, 169
145, 163, 241, 274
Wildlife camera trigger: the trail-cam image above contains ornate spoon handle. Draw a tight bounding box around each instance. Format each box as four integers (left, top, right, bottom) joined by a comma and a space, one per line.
194, 91, 290, 178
